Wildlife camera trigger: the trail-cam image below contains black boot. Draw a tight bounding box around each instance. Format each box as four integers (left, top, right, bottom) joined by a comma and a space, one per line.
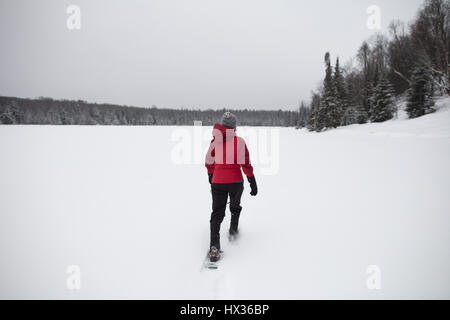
208, 246, 221, 262
228, 227, 239, 242
229, 209, 241, 241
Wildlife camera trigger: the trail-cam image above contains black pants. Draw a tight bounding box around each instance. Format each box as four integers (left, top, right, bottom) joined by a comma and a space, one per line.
210, 182, 244, 250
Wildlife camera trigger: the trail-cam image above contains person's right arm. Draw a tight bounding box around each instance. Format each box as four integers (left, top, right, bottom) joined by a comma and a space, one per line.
205, 140, 215, 184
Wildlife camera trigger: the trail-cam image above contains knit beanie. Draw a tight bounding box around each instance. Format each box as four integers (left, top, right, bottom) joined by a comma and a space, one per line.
220, 112, 237, 129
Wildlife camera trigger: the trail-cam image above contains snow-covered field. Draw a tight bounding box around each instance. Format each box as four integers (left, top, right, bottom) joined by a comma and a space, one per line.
1, 98, 449, 299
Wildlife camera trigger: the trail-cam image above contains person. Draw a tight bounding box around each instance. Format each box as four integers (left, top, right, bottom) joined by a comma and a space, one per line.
205, 112, 258, 262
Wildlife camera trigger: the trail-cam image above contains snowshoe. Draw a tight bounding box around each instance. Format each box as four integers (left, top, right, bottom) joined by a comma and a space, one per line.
208, 246, 221, 262
203, 247, 223, 269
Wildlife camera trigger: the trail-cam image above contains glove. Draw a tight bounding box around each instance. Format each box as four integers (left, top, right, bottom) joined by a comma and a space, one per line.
208, 174, 213, 184
248, 176, 258, 196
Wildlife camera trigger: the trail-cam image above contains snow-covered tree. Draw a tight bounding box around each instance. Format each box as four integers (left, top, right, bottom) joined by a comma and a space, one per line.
342, 104, 359, 125
306, 92, 321, 131
315, 52, 340, 130
406, 65, 435, 118
356, 82, 371, 124
296, 101, 310, 129
370, 77, 395, 122
333, 57, 347, 125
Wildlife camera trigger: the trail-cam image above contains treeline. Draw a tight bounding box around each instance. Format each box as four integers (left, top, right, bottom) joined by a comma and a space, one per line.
304, 0, 449, 132
0, 96, 299, 127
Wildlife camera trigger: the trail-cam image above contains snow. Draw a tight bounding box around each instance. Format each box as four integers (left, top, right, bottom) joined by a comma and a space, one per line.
0, 97, 450, 299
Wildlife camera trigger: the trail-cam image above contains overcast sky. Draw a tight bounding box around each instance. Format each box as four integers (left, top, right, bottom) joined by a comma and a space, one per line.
0, 0, 424, 110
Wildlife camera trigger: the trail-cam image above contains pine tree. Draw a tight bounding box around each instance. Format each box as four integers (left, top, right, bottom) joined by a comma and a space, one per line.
342, 78, 358, 126
343, 104, 359, 125
358, 82, 371, 124
316, 52, 339, 130
370, 77, 395, 122
297, 101, 309, 129
406, 65, 435, 118
368, 64, 381, 119
357, 41, 371, 124
333, 57, 347, 125
307, 92, 321, 131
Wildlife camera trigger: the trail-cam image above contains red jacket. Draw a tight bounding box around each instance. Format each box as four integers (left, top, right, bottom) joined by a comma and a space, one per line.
205, 124, 254, 184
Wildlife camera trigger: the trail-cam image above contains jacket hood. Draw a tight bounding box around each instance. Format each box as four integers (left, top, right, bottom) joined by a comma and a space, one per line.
212, 123, 236, 141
